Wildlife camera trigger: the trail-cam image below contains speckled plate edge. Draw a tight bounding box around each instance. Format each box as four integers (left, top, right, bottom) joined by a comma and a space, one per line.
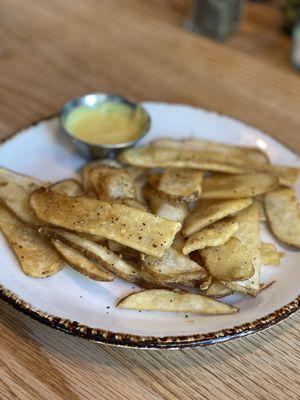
0, 113, 299, 350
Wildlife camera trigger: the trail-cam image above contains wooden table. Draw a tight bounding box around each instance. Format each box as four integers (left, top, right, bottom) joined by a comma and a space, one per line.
0, 1, 299, 399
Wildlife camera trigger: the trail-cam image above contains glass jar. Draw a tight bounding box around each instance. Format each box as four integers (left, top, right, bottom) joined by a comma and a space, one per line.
185, 0, 245, 41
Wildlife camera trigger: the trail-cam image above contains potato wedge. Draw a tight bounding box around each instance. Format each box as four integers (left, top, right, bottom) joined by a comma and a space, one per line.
81, 162, 98, 197
141, 247, 207, 283
0, 204, 63, 277
0, 168, 49, 225
50, 239, 114, 281
143, 184, 188, 223
265, 188, 300, 248
201, 173, 278, 199
30, 190, 181, 257
112, 198, 148, 212
50, 179, 84, 197
40, 227, 142, 282
0, 167, 45, 190
0, 176, 86, 226
182, 218, 239, 254
224, 203, 261, 296
119, 147, 298, 186
200, 237, 255, 281
90, 165, 136, 200
151, 138, 269, 164
119, 146, 247, 173
151, 142, 298, 186
183, 198, 252, 237
206, 279, 233, 298
158, 168, 203, 202
0, 182, 43, 226
261, 242, 284, 266
81, 160, 121, 197
253, 163, 299, 187
136, 271, 177, 290
117, 289, 238, 314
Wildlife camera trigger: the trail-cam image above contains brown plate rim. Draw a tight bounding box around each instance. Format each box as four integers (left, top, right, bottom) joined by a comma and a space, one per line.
0, 113, 299, 350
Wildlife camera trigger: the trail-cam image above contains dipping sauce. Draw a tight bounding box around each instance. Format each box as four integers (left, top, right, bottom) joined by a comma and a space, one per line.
65, 101, 148, 145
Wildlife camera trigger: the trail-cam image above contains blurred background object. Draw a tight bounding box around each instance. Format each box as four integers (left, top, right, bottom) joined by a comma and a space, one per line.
185, 0, 245, 41
291, 19, 300, 68
283, 0, 300, 32
283, 0, 300, 68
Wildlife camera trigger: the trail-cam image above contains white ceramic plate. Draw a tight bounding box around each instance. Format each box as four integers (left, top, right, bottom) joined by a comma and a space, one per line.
0, 102, 299, 349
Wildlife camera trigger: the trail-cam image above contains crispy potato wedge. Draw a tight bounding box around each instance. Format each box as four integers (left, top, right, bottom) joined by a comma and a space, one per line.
30, 190, 181, 257
0, 182, 42, 226
119, 146, 247, 173
200, 237, 255, 281
252, 163, 299, 187
148, 270, 205, 285
50, 239, 114, 281
0, 204, 63, 277
143, 184, 188, 223
81, 160, 121, 197
50, 179, 84, 197
141, 247, 207, 283
0, 167, 45, 190
261, 242, 284, 266
119, 147, 298, 186
112, 198, 148, 212
206, 279, 233, 298
90, 165, 136, 200
182, 218, 239, 254
136, 271, 176, 290
151, 138, 269, 164
265, 188, 300, 248
0, 168, 49, 225
85, 167, 143, 216
158, 168, 203, 202
40, 227, 142, 282
0, 175, 84, 226
224, 203, 261, 296
183, 198, 252, 237
201, 173, 278, 199
117, 289, 238, 314
81, 162, 98, 197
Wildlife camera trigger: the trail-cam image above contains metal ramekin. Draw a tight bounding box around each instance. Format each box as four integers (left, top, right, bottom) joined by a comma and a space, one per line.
59, 93, 151, 159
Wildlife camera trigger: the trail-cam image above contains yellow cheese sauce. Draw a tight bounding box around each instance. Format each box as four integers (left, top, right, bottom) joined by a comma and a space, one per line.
65, 102, 148, 145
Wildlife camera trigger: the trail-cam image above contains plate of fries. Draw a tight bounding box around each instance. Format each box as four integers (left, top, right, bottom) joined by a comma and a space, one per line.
0, 102, 299, 349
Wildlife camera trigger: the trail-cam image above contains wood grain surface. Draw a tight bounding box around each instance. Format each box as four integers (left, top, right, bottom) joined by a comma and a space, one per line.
0, 0, 299, 399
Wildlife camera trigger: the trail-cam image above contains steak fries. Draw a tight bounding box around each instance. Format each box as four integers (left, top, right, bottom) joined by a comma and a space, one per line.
0, 134, 298, 316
